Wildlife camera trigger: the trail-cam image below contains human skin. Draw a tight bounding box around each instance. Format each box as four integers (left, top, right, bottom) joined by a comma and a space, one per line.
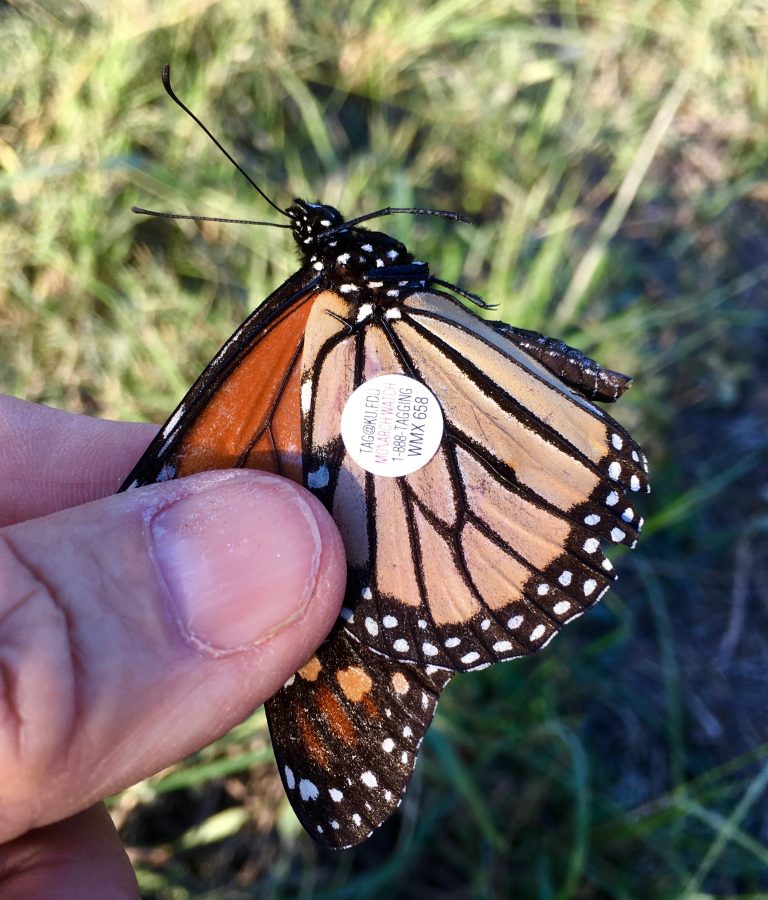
0, 395, 346, 898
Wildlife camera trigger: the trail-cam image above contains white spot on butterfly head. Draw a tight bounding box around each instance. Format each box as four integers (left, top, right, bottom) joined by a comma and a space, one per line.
284, 766, 295, 789
299, 779, 319, 801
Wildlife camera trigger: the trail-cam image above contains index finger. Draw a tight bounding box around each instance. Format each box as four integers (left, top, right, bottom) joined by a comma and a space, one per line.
0, 394, 157, 527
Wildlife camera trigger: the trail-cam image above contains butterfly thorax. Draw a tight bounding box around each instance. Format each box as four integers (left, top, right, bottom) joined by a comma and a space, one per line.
286, 199, 428, 303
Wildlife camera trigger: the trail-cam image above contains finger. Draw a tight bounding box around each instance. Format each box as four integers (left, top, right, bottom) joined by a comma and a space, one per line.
0, 805, 138, 899
0, 470, 346, 842
0, 394, 157, 527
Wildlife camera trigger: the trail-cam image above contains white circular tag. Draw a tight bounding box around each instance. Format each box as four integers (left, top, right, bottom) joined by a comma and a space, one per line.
340, 374, 444, 477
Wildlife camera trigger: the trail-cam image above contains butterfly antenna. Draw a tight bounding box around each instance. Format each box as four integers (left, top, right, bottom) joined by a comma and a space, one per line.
131, 207, 292, 228
160, 64, 289, 219
329, 206, 473, 235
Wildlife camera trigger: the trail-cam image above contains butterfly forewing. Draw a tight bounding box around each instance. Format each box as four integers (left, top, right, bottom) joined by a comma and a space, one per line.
120, 272, 321, 490
300, 290, 648, 673
266, 628, 451, 849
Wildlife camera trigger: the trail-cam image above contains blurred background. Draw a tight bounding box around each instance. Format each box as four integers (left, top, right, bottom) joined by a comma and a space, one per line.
2, 0, 767, 896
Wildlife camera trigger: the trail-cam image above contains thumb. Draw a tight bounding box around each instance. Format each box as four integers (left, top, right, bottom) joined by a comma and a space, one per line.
0, 469, 345, 842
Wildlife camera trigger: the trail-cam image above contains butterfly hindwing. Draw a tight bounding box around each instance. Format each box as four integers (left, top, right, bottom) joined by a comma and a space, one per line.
266, 628, 451, 849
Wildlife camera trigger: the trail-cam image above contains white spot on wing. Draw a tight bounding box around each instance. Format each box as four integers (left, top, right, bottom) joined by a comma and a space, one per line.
329, 788, 343, 802
162, 405, 185, 438
530, 624, 546, 641
361, 771, 378, 787
393, 639, 409, 652
284, 766, 295, 789
307, 466, 329, 489
356, 303, 373, 322
365, 617, 379, 636
299, 779, 319, 801
301, 380, 313, 415
461, 651, 480, 664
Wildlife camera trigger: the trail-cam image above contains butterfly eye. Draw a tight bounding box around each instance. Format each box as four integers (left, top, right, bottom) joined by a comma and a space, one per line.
121, 66, 648, 849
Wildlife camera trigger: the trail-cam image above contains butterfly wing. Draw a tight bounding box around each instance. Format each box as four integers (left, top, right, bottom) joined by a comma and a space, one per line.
267, 627, 451, 849
120, 270, 321, 489
300, 290, 649, 673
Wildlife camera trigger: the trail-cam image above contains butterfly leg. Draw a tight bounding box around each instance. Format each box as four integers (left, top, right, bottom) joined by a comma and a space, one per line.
490, 322, 632, 402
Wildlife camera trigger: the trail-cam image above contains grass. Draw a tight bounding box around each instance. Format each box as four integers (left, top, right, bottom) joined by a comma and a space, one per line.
2, 0, 768, 896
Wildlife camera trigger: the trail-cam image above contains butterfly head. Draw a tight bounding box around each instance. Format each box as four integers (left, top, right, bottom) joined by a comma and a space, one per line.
286, 200, 345, 251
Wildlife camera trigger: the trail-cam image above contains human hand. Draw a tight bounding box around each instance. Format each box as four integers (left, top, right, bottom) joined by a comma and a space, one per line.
0, 395, 346, 896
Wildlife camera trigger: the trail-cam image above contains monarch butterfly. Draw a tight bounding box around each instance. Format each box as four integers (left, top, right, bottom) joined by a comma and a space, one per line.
122, 66, 649, 850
